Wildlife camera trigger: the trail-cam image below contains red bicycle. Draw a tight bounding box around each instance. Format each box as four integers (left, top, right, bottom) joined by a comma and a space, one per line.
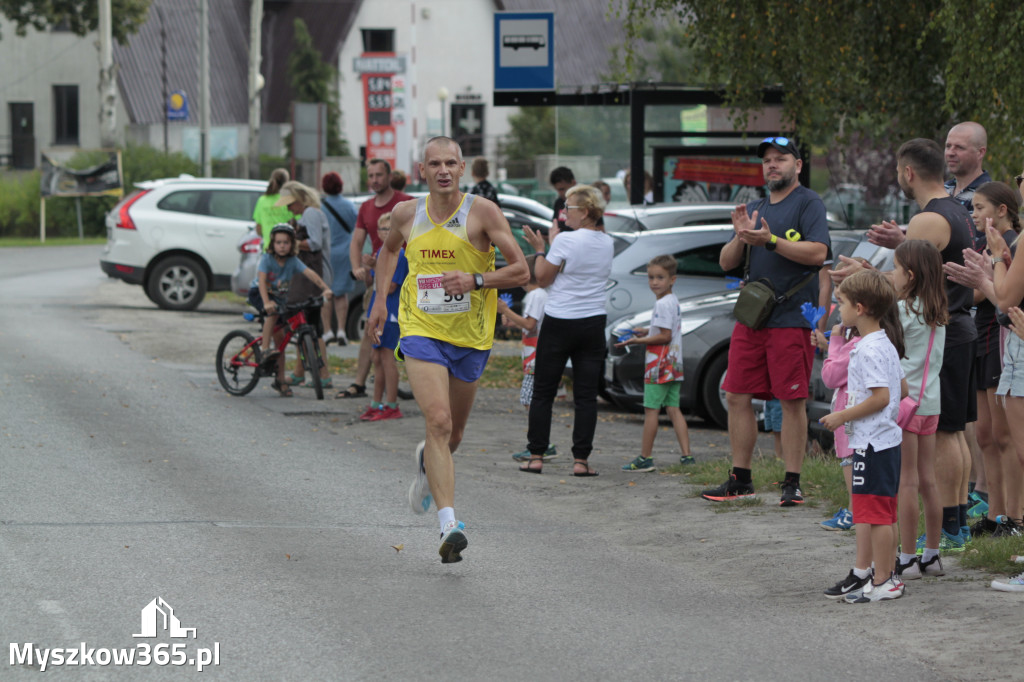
216, 296, 326, 399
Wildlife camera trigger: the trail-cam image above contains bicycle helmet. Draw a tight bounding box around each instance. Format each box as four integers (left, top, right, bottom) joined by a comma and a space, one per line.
269, 223, 295, 238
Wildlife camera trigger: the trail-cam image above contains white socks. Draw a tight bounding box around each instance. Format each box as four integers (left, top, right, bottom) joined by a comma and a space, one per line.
438, 507, 455, 533
853, 567, 871, 580
900, 552, 917, 565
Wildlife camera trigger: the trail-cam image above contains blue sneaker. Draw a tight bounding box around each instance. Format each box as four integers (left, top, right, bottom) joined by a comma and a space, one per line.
968, 497, 989, 519
961, 525, 971, 542
622, 456, 655, 472
439, 520, 467, 563
408, 441, 433, 514
820, 507, 853, 531
938, 529, 966, 553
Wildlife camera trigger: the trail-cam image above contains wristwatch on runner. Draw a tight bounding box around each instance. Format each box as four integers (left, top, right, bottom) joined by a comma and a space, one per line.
473, 273, 485, 290
765, 234, 778, 251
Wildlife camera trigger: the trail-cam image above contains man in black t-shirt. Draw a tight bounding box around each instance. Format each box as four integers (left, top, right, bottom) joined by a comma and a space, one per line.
702, 136, 830, 508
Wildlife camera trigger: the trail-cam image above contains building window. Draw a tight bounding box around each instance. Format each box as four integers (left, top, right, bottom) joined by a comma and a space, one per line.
53, 85, 79, 146
361, 29, 394, 53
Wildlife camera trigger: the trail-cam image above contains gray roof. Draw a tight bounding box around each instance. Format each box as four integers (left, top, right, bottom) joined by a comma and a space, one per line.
114, 0, 250, 125
114, 0, 359, 126
499, 0, 625, 87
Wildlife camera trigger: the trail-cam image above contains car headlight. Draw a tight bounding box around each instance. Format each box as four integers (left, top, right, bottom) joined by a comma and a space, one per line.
679, 317, 711, 336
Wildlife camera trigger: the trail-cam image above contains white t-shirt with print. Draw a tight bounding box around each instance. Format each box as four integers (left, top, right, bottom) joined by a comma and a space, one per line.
644, 294, 684, 384
845, 329, 905, 450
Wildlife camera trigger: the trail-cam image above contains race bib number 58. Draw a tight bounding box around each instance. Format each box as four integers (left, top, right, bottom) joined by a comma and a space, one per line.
416, 274, 470, 314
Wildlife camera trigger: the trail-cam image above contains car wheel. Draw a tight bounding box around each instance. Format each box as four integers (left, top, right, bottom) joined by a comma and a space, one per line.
147, 256, 207, 311
345, 298, 365, 341
700, 350, 730, 429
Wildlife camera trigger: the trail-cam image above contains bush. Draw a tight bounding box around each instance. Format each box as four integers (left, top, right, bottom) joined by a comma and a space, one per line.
0, 144, 275, 238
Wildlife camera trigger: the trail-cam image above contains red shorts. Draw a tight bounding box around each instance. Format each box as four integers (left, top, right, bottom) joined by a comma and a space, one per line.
721, 324, 814, 400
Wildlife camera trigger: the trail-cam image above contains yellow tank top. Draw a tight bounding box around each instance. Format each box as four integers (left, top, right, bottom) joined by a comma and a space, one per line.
399, 194, 496, 350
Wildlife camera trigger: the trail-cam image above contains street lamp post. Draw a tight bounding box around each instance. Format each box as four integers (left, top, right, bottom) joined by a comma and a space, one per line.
437, 86, 449, 137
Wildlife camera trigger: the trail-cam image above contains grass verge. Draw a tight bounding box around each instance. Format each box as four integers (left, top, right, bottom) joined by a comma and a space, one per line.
0, 236, 105, 247
960, 535, 1024, 576
665, 448, 850, 513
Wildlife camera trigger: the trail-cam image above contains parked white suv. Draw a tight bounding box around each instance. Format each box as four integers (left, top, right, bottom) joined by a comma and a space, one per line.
101, 176, 267, 310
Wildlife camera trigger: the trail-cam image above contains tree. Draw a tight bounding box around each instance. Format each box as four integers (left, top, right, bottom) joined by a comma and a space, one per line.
617, 0, 1024, 180
0, 0, 150, 44
287, 18, 348, 157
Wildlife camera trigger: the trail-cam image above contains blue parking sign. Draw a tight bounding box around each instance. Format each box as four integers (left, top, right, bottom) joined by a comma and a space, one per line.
494, 12, 554, 91
167, 90, 189, 121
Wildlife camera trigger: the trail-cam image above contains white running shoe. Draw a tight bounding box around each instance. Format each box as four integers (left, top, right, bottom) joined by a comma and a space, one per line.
991, 571, 1024, 592
845, 575, 905, 603
407, 440, 432, 514
439, 520, 467, 564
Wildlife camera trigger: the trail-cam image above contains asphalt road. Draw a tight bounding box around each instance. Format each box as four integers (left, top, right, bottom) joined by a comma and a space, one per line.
0, 246, 1010, 681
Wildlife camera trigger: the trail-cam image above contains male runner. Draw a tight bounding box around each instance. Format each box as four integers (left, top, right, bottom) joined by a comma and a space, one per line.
368, 136, 528, 563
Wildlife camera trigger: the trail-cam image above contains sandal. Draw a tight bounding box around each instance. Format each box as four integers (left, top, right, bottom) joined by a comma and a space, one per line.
271, 379, 294, 397
572, 459, 598, 477
519, 455, 544, 474
320, 377, 333, 389
335, 382, 366, 399
284, 372, 305, 386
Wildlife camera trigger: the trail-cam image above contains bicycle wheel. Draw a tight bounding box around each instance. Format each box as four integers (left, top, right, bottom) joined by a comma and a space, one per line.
300, 332, 324, 400
217, 330, 263, 396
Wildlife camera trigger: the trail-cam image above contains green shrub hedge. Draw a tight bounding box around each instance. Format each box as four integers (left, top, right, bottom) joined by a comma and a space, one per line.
0, 145, 287, 238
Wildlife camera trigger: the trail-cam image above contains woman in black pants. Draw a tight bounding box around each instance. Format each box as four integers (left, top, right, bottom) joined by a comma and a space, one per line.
520, 185, 614, 476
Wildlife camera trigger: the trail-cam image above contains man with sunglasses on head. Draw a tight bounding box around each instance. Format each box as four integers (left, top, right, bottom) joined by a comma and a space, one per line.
703, 136, 830, 507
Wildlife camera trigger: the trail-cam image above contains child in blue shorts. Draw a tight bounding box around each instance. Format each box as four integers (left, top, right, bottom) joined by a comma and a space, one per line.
615, 254, 693, 472
361, 213, 408, 421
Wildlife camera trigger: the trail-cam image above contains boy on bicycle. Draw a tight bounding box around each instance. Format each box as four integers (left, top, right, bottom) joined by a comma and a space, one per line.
248, 223, 331, 396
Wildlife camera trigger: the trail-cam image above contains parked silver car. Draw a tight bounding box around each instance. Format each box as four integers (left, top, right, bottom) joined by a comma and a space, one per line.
604, 231, 871, 430
605, 226, 740, 323
101, 176, 267, 310
602, 203, 738, 233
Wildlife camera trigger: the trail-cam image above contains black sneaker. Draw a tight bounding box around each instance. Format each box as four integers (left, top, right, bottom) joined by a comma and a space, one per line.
824, 569, 870, 600
993, 517, 1023, 538
779, 482, 804, 507
970, 517, 997, 538
701, 474, 755, 501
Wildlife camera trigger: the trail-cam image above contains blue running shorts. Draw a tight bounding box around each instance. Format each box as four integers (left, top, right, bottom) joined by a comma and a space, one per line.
398, 336, 491, 383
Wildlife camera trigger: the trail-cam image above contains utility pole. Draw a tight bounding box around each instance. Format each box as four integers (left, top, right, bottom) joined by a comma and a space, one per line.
97, 0, 118, 148
199, 0, 211, 176
247, 0, 264, 179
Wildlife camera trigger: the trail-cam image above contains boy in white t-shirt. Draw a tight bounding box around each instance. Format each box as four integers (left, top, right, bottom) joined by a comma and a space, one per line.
820, 269, 909, 603
497, 254, 557, 462
615, 255, 692, 472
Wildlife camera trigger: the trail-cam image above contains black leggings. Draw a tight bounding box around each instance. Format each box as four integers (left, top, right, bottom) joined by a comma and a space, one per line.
527, 313, 606, 460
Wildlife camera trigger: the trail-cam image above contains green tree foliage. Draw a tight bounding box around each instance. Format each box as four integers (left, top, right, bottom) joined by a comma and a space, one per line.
0, 0, 150, 44
287, 18, 349, 157
618, 1, 1024, 180
500, 107, 555, 167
